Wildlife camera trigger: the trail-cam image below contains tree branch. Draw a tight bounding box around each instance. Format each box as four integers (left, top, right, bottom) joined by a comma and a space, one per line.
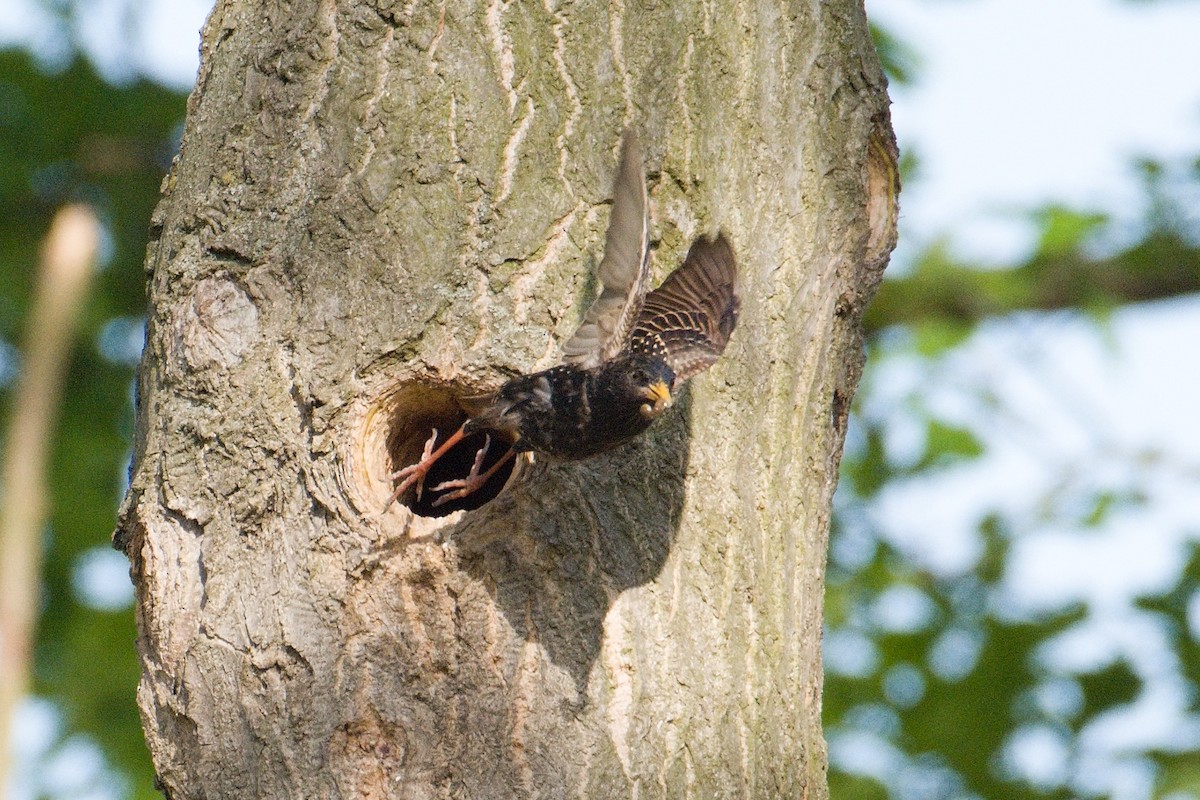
0, 204, 98, 789
865, 229, 1200, 333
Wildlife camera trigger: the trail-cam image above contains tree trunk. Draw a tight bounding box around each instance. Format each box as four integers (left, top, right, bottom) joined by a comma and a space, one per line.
115, 0, 897, 796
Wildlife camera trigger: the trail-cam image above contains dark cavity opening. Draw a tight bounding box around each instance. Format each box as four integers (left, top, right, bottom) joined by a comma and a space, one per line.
384, 383, 517, 518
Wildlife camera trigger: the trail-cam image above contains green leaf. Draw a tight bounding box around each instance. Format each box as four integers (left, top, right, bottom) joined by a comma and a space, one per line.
916, 420, 984, 470
1082, 489, 1147, 527
869, 22, 922, 86
1031, 205, 1109, 259
1076, 660, 1142, 724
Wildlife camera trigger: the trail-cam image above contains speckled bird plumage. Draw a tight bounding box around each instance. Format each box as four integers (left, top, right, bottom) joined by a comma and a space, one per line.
462, 352, 678, 459
388, 130, 740, 508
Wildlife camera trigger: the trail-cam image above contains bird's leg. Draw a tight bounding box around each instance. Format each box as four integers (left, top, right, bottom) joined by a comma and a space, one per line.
430, 436, 517, 507
428, 434, 489, 501
384, 424, 468, 509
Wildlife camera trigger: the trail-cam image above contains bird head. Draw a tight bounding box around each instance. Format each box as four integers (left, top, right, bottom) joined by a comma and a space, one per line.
627, 357, 676, 420
637, 377, 672, 419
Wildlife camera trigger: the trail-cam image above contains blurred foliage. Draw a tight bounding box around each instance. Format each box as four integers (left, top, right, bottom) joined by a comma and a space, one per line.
0, 46, 185, 799
825, 24, 1200, 800
828, 373, 1200, 799
870, 22, 922, 86
826, 144, 1200, 800
865, 196, 1200, 339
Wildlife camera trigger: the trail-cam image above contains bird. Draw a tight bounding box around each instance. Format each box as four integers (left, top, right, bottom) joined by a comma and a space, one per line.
386, 130, 740, 510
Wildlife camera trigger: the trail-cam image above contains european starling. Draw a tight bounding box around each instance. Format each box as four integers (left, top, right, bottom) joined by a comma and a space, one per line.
387, 131, 739, 508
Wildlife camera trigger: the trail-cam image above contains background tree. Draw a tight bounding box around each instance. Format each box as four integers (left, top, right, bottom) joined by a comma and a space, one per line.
825, 15, 1200, 800
0, 49, 183, 800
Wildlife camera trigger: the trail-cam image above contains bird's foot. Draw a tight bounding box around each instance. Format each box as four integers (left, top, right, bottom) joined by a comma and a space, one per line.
384, 428, 441, 507
429, 437, 519, 508
430, 435, 492, 507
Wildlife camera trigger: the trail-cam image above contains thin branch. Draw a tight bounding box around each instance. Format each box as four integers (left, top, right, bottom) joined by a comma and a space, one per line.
865, 229, 1200, 333
0, 204, 98, 788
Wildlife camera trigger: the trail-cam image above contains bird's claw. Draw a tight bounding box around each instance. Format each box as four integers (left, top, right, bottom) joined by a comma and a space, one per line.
430, 435, 491, 507
385, 429, 439, 507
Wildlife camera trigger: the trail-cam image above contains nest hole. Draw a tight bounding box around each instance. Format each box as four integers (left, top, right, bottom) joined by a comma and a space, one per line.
383, 383, 517, 518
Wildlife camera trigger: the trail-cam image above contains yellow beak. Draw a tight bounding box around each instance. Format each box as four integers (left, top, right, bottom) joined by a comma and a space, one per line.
638, 379, 673, 417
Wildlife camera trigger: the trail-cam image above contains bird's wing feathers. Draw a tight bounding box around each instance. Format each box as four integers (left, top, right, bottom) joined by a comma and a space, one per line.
630, 233, 740, 384
560, 130, 651, 369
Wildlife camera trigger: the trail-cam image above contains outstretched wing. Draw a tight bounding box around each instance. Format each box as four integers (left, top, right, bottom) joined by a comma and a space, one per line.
628, 232, 740, 384
560, 130, 651, 369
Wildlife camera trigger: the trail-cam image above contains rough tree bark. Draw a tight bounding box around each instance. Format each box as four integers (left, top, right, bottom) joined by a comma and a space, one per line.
115, 0, 897, 796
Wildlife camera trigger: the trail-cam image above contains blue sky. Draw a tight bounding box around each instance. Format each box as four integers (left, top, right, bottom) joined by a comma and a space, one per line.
875, 0, 1200, 267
